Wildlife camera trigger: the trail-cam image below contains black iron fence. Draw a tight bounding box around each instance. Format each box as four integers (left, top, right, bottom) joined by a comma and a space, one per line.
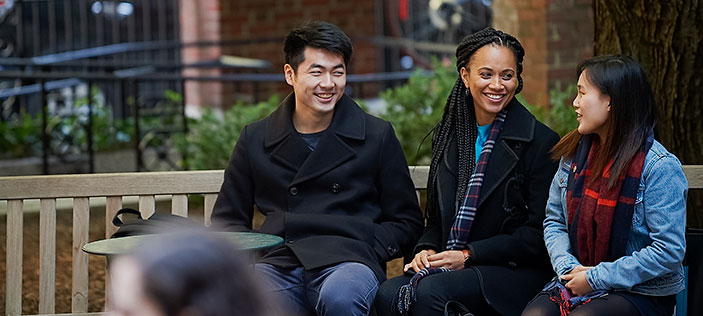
1, 0, 186, 173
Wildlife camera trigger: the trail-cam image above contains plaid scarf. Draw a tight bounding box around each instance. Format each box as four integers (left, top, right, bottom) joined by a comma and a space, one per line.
566, 131, 653, 266
393, 108, 507, 315
394, 267, 451, 315
542, 277, 608, 316
446, 108, 507, 249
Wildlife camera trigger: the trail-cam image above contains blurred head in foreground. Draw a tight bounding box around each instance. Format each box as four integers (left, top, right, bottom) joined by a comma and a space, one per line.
108, 231, 282, 316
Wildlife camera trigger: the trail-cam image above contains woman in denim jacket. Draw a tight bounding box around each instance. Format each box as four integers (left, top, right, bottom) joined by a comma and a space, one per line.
522, 55, 687, 316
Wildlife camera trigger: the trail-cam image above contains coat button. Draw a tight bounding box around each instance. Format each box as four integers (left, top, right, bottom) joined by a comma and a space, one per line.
289, 187, 298, 196
331, 183, 341, 193
287, 240, 294, 244
387, 246, 397, 253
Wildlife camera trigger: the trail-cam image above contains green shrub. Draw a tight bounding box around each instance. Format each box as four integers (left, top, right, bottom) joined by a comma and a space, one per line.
521, 84, 578, 137
174, 71, 577, 171
0, 111, 42, 158
379, 58, 457, 164
53, 86, 134, 153
0, 85, 134, 159
176, 95, 280, 170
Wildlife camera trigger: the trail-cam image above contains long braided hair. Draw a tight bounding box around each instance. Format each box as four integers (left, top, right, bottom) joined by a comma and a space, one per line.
426, 27, 525, 219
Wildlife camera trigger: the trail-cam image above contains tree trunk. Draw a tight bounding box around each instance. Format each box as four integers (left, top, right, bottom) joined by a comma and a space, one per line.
594, 0, 703, 228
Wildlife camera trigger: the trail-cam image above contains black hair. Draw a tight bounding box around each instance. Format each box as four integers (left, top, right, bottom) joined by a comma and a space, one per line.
127, 232, 282, 316
552, 54, 656, 187
283, 21, 353, 72
427, 27, 525, 214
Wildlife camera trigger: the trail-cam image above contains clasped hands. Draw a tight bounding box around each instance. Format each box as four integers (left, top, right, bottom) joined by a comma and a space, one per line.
560, 265, 594, 296
403, 249, 466, 273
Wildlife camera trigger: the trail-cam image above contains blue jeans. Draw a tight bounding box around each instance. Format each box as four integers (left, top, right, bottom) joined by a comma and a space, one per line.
255, 262, 379, 316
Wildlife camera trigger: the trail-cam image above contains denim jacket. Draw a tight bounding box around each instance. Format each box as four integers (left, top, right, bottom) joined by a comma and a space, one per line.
543, 139, 687, 296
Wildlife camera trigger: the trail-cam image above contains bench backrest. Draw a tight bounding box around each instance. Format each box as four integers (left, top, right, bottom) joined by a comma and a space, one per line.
1, 165, 700, 315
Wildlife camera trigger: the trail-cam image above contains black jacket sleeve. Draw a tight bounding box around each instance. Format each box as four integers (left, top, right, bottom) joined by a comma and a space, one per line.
372, 123, 424, 262
211, 125, 255, 232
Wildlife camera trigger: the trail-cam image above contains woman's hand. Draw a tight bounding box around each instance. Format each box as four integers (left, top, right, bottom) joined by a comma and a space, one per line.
568, 265, 591, 274
561, 266, 594, 296
404, 249, 437, 273
427, 250, 466, 270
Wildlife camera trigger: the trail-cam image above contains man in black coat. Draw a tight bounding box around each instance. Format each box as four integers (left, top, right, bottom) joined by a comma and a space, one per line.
212, 21, 423, 316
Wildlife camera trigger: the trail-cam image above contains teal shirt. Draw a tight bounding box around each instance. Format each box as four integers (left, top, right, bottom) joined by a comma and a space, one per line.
475, 123, 493, 163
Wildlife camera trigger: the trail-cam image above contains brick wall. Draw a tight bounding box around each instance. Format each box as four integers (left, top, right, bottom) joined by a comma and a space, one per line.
180, 0, 224, 113
181, 0, 593, 111
546, 0, 594, 102
181, 0, 379, 110
493, 0, 549, 107
493, 0, 593, 108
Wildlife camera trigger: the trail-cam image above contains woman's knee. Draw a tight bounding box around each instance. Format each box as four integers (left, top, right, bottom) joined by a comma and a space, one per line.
374, 276, 410, 316
521, 294, 558, 316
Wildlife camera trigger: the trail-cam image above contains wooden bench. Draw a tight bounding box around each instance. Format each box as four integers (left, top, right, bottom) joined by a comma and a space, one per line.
0, 167, 427, 315
1, 165, 700, 315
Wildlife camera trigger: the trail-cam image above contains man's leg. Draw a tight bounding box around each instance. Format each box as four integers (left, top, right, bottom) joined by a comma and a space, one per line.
306, 262, 379, 316
255, 263, 313, 316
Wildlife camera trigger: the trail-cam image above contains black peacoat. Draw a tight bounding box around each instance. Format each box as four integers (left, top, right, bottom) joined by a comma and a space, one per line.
211, 93, 424, 281
416, 99, 560, 316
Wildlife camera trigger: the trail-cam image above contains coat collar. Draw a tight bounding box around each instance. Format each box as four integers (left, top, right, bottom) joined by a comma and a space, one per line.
264, 93, 367, 185
264, 93, 365, 146
440, 98, 536, 207
499, 98, 536, 142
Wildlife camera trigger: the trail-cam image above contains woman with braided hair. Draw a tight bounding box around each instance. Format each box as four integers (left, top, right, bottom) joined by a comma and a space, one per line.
374, 27, 560, 316
522, 55, 686, 316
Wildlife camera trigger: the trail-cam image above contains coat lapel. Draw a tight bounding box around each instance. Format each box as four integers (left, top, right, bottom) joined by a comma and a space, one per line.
291, 94, 365, 185
265, 94, 313, 171
264, 93, 366, 185
477, 99, 535, 207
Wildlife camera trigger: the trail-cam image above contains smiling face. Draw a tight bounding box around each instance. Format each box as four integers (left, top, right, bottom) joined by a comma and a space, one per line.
285, 47, 346, 129
573, 70, 611, 139
461, 45, 518, 125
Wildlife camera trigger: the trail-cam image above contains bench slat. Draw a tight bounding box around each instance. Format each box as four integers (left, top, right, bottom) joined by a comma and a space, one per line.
684, 165, 703, 189
104, 197, 122, 310
40, 199, 57, 314
172, 194, 188, 217
0, 170, 224, 199
6, 199, 23, 315
139, 196, 156, 219
204, 194, 217, 227
72, 198, 90, 313
105, 197, 122, 239
409, 166, 428, 190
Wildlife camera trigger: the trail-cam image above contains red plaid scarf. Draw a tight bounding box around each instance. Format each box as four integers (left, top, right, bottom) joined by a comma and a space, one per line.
566, 132, 653, 265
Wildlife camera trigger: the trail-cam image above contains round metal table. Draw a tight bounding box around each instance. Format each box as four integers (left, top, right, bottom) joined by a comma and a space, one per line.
82, 231, 283, 257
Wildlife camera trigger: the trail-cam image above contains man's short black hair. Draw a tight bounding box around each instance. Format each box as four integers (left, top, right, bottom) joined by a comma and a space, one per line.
283, 21, 353, 72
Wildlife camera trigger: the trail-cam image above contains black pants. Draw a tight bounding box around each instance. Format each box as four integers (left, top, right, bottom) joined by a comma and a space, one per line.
374, 268, 498, 316
521, 292, 676, 316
